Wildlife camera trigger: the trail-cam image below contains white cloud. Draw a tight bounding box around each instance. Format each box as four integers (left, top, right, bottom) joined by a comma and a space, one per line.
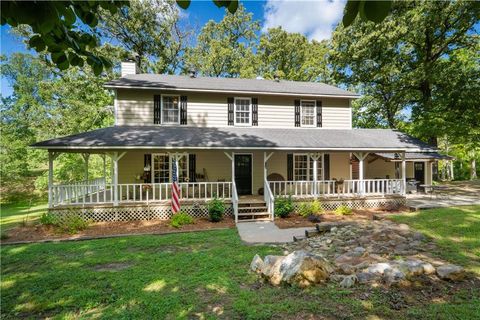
262, 0, 346, 41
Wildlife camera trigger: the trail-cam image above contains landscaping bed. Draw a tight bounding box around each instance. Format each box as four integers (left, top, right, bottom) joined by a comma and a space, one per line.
0, 217, 235, 243
274, 207, 406, 229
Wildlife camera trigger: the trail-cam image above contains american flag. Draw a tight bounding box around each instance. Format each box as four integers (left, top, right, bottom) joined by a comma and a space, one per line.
171, 158, 180, 213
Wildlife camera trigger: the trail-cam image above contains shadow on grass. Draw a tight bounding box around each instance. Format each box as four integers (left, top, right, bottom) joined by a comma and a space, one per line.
391, 206, 480, 274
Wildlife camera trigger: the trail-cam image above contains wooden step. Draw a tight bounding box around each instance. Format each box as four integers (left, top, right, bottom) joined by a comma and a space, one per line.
238, 206, 268, 212
238, 212, 270, 217
238, 202, 267, 207
237, 217, 272, 222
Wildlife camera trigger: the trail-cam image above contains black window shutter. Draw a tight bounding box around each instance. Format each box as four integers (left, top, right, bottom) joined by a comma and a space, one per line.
180, 96, 188, 125
316, 100, 322, 127
227, 97, 234, 126
144, 154, 152, 183
324, 154, 330, 180
188, 154, 196, 182
294, 100, 300, 127
153, 95, 161, 124
252, 97, 258, 126
287, 153, 293, 180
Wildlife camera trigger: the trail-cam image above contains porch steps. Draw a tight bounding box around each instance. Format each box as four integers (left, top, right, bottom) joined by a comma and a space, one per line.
237, 201, 272, 222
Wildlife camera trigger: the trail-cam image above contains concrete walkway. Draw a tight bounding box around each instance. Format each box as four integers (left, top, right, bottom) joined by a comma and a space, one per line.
237, 221, 309, 244
407, 181, 480, 210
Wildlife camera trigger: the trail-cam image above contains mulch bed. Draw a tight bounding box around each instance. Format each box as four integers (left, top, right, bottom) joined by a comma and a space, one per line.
1, 217, 235, 244
274, 207, 408, 229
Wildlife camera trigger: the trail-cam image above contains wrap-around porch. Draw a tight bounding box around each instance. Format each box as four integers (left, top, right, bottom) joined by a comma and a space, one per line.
47, 149, 408, 222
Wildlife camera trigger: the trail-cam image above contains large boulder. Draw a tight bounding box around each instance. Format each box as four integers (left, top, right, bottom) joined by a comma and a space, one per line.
436, 264, 465, 280
253, 251, 333, 287
250, 254, 264, 273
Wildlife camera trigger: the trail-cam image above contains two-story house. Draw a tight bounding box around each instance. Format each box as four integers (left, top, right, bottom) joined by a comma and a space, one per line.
33, 60, 448, 222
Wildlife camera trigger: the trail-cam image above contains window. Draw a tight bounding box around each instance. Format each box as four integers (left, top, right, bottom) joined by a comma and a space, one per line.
152, 154, 188, 183
301, 100, 316, 127
162, 95, 180, 124
152, 154, 169, 183
293, 154, 323, 181
234, 98, 251, 125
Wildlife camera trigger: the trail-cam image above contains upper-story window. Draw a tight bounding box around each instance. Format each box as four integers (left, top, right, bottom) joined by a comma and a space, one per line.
162, 95, 180, 124
234, 97, 252, 126
301, 100, 316, 127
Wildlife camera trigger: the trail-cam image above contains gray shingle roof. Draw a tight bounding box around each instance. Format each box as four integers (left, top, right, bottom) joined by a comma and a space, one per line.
104, 74, 358, 97
375, 152, 454, 161
32, 126, 436, 152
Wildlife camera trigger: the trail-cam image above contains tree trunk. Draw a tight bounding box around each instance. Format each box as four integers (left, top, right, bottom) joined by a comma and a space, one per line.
470, 158, 477, 180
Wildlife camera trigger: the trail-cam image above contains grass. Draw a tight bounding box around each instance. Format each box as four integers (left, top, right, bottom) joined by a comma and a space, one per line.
391, 205, 480, 275
0, 200, 48, 232
2, 229, 480, 319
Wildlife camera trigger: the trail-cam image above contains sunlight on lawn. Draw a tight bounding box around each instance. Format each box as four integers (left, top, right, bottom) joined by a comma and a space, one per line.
0, 201, 47, 230
391, 205, 480, 275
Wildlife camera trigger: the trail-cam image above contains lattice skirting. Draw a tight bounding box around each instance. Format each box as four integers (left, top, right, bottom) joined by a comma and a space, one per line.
49, 202, 233, 222
291, 196, 406, 211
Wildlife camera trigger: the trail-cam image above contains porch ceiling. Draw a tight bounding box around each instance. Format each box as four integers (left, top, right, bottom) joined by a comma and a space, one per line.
31, 126, 436, 152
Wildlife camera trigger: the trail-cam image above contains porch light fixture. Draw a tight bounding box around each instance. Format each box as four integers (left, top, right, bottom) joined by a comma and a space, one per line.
394, 153, 400, 160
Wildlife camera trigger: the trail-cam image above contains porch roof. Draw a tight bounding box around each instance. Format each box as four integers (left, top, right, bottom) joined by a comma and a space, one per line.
32, 126, 437, 152
374, 152, 454, 161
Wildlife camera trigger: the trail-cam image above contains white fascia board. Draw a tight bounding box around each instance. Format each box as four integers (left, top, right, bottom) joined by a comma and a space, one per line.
35, 145, 438, 153
103, 85, 360, 99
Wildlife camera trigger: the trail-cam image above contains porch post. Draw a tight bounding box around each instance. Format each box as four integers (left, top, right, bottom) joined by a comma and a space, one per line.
310, 153, 321, 197
401, 152, 406, 195
113, 152, 119, 206
82, 153, 90, 182
48, 152, 57, 208
102, 154, 106, 182
263, 152, 274, 181
353, 152, 368, 195
224, 152, 234, 183
109, 152, 126, 206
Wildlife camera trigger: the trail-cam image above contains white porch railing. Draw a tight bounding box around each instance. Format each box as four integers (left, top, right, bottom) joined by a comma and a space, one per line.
232, 181, 239, 223
50, 181, 233, 207
52, 177, 106, 205
264, 177, 275, 220
269, 179, 404, 197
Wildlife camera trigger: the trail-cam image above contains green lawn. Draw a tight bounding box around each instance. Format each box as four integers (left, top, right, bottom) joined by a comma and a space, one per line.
2, 229, 480, 319
391, 205, 480, 275
0, 200, 48, 232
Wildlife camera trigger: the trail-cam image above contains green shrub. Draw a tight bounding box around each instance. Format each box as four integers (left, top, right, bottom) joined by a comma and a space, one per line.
298, 200, 323, 217
58, 215, 89, 234
274, 195, 294, 218
171, 212, 194, 228
40, 212, 58, 226
207, 197, 225, 222
335, 205, 353, 215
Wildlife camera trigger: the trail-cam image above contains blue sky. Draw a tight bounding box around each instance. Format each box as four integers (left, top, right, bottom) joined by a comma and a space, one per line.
1, 0, 347, 97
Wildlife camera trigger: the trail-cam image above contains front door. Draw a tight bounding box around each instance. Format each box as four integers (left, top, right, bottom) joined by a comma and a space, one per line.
234, 154, 252, 195
414, 162, 425, 191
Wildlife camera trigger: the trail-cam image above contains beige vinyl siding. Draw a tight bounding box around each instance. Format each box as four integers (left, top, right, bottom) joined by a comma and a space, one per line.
366, 160, 415, 180
266, 152, 350, 181
116, 89, 352, 129
118, 150, 351, 195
